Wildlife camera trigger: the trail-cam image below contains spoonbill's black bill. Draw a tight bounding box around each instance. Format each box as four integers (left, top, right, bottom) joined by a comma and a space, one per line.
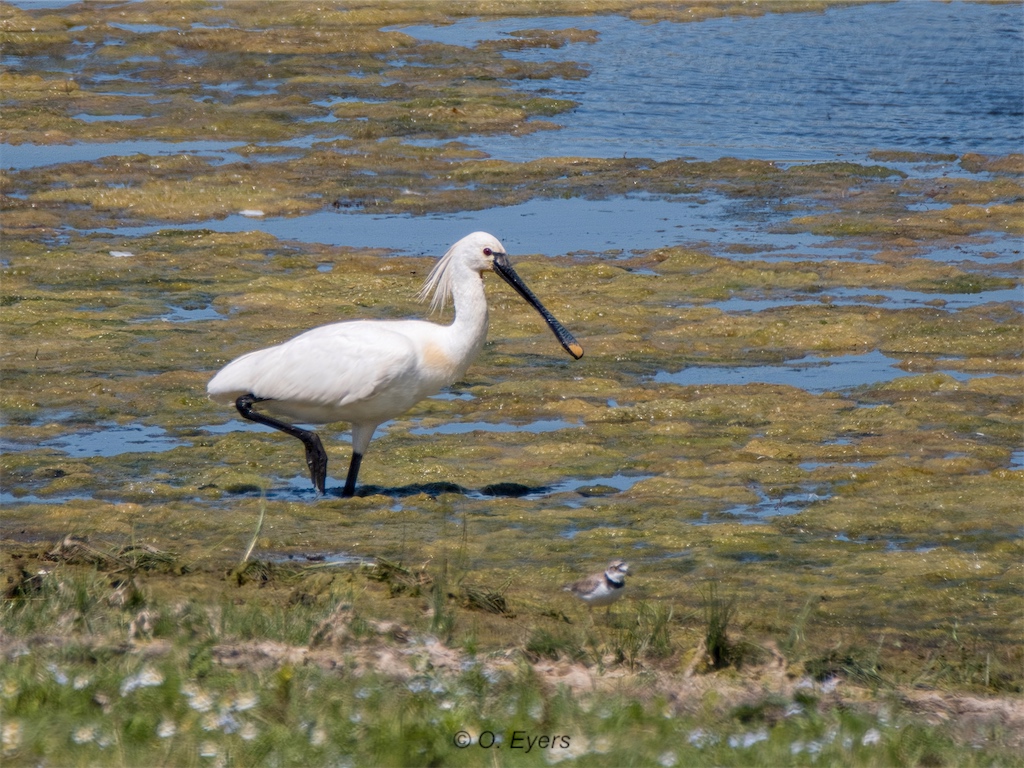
207, 232, 583, 497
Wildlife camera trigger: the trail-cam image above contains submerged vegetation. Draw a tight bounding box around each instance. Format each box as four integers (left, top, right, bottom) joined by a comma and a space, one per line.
1, 1, 1022, 765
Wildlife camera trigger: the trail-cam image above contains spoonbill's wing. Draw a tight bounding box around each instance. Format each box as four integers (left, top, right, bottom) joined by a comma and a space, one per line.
208, 321, 419, 410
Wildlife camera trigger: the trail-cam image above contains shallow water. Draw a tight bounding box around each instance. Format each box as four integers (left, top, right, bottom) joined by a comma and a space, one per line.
88, 190, 1021, 277
2, 422, 184, 458
136, 304, 228, 323
409, 418, 579, 436
710, 287, 1023, 314
395, 3, 1023, 162
715, 484, 830, 525
90, 193, 747, 258
652, 350, 983, 392
0, 140, 252, 170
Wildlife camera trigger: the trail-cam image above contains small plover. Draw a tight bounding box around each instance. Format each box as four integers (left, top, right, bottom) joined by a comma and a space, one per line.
565, 560, 629, 611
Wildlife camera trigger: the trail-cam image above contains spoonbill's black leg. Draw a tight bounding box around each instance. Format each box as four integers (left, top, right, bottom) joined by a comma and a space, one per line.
235, 394, 328, 494
341, 452, 363, 498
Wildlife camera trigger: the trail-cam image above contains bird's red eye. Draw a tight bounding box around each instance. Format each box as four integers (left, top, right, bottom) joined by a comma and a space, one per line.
483, 247, 493, 256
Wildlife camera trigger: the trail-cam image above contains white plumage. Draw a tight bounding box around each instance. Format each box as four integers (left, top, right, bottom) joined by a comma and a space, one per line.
565, 560, 630, 610
210, 321, 466, 428
208, 232, 582, 497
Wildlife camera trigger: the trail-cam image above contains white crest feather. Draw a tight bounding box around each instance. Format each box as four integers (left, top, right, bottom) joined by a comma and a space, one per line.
417, 240, 459, 314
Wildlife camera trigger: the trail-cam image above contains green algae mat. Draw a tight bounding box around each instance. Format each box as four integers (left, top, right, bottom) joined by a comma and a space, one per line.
1, 2, 1022, 765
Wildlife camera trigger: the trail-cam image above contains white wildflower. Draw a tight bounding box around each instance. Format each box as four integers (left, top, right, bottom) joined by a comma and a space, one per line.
2, 721, 22, 754
862, 728, 882, 746
180, 682, 200, 698
544, 735, 588, 764
157, 719, 177, 739
222, 713, 241, 735
72, 725, 96, 745
120, 666, 164, 696
233, 692, 258, 711
729, 729, 768, 749
47, 664, 68, 686
199, 741, 219, 758
688, 728, 717, 748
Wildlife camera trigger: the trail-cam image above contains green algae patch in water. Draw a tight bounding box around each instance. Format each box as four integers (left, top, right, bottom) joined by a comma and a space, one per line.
1, 1, 592, 148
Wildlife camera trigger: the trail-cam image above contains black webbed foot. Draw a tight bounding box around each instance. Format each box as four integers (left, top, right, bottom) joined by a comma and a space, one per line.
303, 432, 328, 495
236, 394, 330, 495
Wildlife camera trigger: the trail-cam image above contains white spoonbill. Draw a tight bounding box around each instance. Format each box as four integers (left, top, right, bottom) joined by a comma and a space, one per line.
207, 232, 583, 497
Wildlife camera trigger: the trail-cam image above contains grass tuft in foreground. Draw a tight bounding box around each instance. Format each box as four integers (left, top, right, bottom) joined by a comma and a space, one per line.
2, 554, 1020, 767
